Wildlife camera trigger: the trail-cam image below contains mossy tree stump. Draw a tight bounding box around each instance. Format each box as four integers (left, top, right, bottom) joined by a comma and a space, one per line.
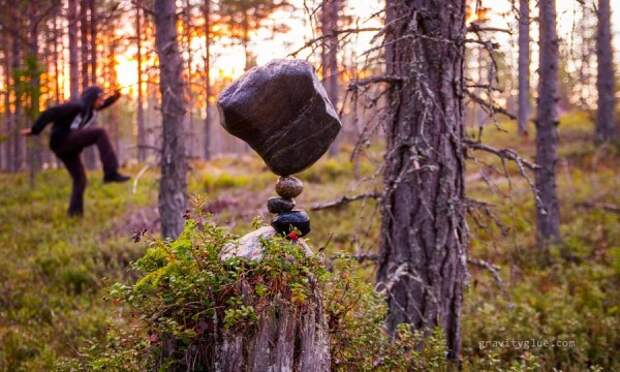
148, 225, 330, 372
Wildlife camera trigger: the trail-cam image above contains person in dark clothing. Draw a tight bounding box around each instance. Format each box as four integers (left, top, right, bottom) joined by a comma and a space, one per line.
21, 86, 130, 216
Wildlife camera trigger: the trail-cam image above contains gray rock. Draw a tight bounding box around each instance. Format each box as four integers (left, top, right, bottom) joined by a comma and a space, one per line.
217, 59, 342, 176
267, 196, 295, 214
275, 176, 303, 199
220, 226, 313, 261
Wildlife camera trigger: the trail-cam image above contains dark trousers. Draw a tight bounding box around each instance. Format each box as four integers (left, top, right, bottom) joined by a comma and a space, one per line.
52, 128, 119, 216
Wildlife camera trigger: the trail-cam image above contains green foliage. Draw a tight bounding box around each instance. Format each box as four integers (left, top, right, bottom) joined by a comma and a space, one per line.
101, 217, 326, 368
0, 168, 157, 371
202, 172, 251, 191
324, 260, 449, 371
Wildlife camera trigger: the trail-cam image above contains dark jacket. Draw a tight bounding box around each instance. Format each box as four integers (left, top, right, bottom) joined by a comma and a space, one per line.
31, 86, 120, 148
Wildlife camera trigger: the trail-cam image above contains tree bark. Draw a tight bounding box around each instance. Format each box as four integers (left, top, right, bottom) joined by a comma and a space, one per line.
27, 5, 42, 186
11, 32, 23, 172
517, 0, 530, 136
136, 0, 146, 162
153, 0, 188, 240
184, 0, 196, 159
2, 34, 11, 172
535, 0, 561, 244
321, 0, 340, 156
52, 11, 61, 104
377, 0, 467, 361
80, 0, 97, 169
595, 0, 617, 143
68, 0, 79, 99
203, 0, 212, 160
89, 0, 97, 85
80, 0, 89, 89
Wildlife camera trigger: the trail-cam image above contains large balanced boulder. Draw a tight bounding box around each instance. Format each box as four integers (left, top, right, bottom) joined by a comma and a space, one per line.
217, 59, 342, 176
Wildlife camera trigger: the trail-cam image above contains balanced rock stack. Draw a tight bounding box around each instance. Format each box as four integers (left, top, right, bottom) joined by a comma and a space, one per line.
268, 176, 309, 240
218, 58, 342, 242
212, 59, 338, 372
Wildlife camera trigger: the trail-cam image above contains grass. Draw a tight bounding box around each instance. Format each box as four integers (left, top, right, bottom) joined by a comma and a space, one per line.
1, 111, 619, 370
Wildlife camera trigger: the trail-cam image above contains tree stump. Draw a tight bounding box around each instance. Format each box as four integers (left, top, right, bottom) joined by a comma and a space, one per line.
217, 226, 330, 372
155, 226, 331, 372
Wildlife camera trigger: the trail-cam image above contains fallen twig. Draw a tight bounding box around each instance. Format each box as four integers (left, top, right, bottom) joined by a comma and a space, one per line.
467, 257, 503, 286
310, 191, 381, 211
132, 164, 151, 194
576, 201, 620, 215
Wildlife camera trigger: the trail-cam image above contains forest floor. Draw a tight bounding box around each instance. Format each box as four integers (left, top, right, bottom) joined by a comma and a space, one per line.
1, 111, 619, 370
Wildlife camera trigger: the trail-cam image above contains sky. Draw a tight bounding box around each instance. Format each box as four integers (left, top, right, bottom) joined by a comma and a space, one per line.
105, 1, 620, 97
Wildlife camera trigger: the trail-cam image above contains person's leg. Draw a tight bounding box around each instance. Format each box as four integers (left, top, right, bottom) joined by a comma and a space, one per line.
65, 127, 119, 176
59, 154, 87, 216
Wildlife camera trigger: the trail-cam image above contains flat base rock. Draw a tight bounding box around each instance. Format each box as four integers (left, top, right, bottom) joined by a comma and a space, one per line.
217, 59, 342, 176
220, 226, 313, 261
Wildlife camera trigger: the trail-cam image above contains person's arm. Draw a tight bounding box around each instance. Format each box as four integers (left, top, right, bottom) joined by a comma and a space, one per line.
24, 104, 81, 136
96, 90, 121, 111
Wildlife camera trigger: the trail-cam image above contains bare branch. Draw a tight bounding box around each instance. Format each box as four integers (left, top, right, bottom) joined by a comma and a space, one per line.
310, 191, 381, 211
467, 257, 503, 286
466, 90, 517, 120
576, 201, 620, 215
464, 140, 538, 170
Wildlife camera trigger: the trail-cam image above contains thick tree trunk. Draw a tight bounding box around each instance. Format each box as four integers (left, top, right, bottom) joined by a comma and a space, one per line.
136, 0, 146, 162
595, 0, 617, 143
321, 0, 339, 156
535, 0, 561, 244
518, 0, 530, 136
153, 0, 188, 240
203, 0, 212, 160
377, 0, 467, 361
68, 0, 79, 99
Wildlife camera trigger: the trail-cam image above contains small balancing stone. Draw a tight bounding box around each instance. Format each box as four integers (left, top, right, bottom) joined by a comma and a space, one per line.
272, 210, 311, 238
275, 176, 303, 199
267, 196, 295, 214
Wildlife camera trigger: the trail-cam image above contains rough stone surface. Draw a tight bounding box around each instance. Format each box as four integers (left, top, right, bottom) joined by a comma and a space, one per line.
275, 176, 304, 199
217, 59, 342, 176
220, 226, 313, 261
267, 196, 295, 214
271, 210, 311, 237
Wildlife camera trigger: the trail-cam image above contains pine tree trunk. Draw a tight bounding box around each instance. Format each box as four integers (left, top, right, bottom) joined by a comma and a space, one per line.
595, 0, 617, 143
184, 0, 195, 159
203, 0, 212, 160
377, 0, 467, 361
28, 8, 42, 187
153, 0, 188, 240
2, 35, 11, 172
136, 0, 146, 162
68, 0, 80, 99
11, 34, 23, 173
535, 0, 561, 244
321, 0, 339, 156
53, 12, 61, 104
80, 0, 97, 169
518, 0, 530, 136
89, 0, 97, 85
